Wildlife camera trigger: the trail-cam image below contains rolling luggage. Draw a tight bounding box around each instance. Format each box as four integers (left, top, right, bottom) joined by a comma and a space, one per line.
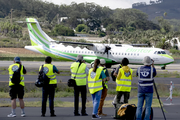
114, 103, 136, 120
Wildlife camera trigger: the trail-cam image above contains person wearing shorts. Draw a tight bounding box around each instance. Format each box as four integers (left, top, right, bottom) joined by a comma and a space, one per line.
8, 57, 27, 117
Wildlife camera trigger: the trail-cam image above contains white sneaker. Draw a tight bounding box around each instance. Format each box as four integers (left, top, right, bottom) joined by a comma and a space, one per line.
7, 113, 16, 117
21, 113, 26, 117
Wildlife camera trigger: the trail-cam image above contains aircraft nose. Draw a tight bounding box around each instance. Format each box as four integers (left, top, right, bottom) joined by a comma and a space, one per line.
166, 55, 174, 63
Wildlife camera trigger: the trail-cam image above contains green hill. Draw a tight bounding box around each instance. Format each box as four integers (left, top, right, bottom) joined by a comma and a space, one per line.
133, 0, 180, 20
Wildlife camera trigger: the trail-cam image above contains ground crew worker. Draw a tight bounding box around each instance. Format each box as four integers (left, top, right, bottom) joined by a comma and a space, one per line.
116, 58, 133, 104
88, 59, 106, 119
136, 56, 156, 120
70, 55, 89, 116
40, 56, 60, 117
7, 57, 26, 117
98, 59, 110, 116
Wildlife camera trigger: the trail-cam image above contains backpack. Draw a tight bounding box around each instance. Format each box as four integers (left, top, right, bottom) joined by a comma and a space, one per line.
35, 65, 50, 87
11, 64, 22, 85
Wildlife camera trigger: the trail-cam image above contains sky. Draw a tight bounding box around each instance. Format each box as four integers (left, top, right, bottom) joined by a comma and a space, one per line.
42, 0, 150, 9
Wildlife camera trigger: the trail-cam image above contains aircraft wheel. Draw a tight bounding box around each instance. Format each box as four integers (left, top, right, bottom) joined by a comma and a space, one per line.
91, 63, 94, 68
161, 67, 166, 70
106, 64, 112, 68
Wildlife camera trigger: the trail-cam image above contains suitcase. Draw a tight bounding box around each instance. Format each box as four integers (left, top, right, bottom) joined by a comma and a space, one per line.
114, 103, 136, 120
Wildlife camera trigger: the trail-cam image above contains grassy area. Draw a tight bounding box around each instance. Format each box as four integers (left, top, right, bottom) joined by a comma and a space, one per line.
0, 98, 161, 108
0, 82, 179, 99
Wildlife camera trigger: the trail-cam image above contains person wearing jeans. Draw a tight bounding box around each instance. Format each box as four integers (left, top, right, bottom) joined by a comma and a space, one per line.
136, 93, 153, 120
88, 59, 106, 119
136, 56, 156, 120
92, 90, 102, 116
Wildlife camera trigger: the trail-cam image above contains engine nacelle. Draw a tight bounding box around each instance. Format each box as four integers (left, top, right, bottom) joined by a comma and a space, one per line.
86, 44, 106, 52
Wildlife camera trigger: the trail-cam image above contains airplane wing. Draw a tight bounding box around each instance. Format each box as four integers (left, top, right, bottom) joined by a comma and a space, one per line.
55, 41, 111, 53
55, 41, 94, 46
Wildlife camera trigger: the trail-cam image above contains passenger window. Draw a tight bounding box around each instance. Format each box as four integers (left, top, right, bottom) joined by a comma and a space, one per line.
119, 53, 121, 55
134, 53, 136, 56
88, 52, 90, 54
137, 54, 139, 56
110, 52, 111, 54
122, 53, 123, 55
91, 52, 93, 54
131, 53, 133, 55
128, 53, 130, 55
125, 53, 126, 55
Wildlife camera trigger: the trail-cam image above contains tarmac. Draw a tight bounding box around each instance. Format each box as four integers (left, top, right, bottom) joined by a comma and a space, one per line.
0, 97, 179, 120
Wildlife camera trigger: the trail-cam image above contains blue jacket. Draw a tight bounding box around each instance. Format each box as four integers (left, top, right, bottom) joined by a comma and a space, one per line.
136, 66, 156, 93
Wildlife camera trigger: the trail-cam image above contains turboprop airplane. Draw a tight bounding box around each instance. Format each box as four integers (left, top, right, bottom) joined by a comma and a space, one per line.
23, 18, 174, 69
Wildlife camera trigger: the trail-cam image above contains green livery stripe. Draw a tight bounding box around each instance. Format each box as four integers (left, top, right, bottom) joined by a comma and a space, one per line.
27, 23, 49, 48
31, 23, 49, 42
159, 54, 173, 59
26, 18, 49, 47
30, 39, 38, 46
36, 47, 73, 61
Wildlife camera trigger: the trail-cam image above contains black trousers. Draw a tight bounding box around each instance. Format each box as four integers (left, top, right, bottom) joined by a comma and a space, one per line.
74, 85, 87, 114
116, 91, 130, 104
42, 84, 56, 115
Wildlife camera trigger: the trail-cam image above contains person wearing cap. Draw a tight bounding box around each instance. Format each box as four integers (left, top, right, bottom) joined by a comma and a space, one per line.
40, 56, 60, 117
7, 57, 27, 117
70, 55, 89, 116
98, 59, 109, 116
136, 56, 156, 120
116, 58, 133, 104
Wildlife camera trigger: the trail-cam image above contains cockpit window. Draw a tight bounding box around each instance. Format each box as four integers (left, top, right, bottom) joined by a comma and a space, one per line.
156, 51, 166, 54
161, 51, 166, 54
157, 51, 161, 54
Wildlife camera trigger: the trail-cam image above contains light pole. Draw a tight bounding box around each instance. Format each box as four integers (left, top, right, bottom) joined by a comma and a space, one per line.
11, 9, 14, 24
57, 14, 59, 24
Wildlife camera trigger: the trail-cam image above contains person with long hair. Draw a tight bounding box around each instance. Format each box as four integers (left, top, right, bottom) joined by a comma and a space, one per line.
88, 59, 106, 119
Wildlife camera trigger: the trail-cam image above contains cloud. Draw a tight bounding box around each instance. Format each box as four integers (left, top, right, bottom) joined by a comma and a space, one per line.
43, 0, 150, 9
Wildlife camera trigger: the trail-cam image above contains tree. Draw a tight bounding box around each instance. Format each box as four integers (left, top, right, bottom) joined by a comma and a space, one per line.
75, 24, 89, 33
51, 24, 75, 36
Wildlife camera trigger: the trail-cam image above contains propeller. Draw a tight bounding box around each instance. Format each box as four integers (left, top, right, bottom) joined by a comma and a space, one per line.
104, 45, 111, 58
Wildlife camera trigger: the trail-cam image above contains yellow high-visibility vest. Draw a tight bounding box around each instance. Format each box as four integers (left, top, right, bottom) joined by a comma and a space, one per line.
71, 62, 87, 86
116, 68, 133, 92
8, 63, 24, 86
88, 68, 103, 94
99, 66, 108, 89
39, 64, 57, 84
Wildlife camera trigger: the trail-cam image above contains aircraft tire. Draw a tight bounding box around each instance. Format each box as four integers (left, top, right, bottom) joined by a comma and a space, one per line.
161, 67, 166, 70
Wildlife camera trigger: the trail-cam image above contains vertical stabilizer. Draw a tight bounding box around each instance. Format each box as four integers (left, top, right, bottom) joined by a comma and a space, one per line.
26, 18, 52, 47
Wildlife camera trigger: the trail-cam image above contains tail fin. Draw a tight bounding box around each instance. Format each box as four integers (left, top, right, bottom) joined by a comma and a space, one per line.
26, 18, 54, 47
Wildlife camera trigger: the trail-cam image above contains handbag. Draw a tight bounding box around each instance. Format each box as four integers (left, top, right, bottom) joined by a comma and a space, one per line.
68, 62, 82, 87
